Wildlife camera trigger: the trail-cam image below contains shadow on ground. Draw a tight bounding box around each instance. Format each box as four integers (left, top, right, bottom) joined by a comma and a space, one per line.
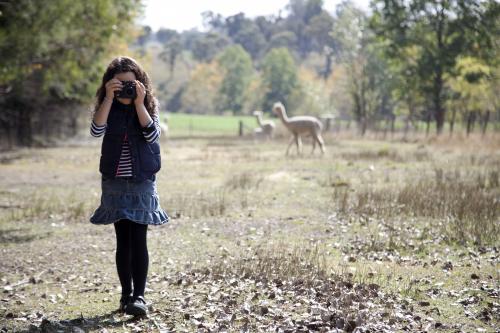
18, 310, 151, 333
0, 227, 52, 245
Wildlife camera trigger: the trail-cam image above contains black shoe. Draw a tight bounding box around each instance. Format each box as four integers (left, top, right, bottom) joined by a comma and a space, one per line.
119, 294, 133, 312
125, 296, 148, 316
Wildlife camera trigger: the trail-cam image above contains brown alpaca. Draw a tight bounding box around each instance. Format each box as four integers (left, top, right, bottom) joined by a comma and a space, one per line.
272, 102, 325, 155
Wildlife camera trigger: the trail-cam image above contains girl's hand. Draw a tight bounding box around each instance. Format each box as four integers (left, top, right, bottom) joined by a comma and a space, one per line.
134, 80, 147, 106
105, 78, 123, 100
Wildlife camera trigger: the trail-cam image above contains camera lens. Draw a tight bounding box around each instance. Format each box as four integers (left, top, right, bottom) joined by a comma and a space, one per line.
126, 88, 133, 96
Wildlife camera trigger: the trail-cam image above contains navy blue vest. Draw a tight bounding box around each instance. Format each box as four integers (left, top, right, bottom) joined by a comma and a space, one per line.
99, 99, 161, 182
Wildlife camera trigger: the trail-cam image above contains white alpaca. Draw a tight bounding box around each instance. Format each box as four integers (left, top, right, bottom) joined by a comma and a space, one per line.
159, 114, 168, 140
253, 110, 275, 140
160, 121, 168, 134
253, 127, 265, 141
272, 102, 325, 155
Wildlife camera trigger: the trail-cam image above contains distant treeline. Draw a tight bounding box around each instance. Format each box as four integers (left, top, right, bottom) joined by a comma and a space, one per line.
0, 0, 498, 148
136, 0, 499, 136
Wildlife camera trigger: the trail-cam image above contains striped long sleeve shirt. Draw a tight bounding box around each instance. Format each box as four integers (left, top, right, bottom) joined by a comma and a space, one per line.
90, 114, 161, 178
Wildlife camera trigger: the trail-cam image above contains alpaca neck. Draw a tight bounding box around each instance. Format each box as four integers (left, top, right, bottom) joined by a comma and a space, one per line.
255, 114, 264, 127
278, 108, 289, 124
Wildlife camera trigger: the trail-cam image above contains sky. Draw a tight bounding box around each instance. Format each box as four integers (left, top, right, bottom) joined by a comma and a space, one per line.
138, 0, 370, 32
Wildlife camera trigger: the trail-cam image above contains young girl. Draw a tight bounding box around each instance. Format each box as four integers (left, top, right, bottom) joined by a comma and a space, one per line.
89, 56, 169, 317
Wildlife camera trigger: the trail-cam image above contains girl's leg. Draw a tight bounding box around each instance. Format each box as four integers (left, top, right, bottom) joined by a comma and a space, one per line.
130, 222, 149, 298
114, 219, 133, 297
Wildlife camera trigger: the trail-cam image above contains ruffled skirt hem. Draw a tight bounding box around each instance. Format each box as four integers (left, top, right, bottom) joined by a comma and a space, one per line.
89, 177, 170, 226
90, 207, 170, 225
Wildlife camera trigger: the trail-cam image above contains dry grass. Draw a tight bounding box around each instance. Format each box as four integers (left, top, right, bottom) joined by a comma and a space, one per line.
224, 171, 263, 190
1, 134, 499, 332
331, 168, 499, 245
164, 188, 227, 219
210, 240, 330, 286
0, 188, 95, 224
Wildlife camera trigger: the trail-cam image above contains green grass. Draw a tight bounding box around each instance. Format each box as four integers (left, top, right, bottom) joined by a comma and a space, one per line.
160, 112, 500, 138
163, 112, 259, 136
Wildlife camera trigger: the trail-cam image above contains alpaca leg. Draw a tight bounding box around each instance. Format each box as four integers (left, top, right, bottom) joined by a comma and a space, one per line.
296, 135, 302, 155
317, 133, 325, 154
311, 136, 316, 154
286, 135, 295, 155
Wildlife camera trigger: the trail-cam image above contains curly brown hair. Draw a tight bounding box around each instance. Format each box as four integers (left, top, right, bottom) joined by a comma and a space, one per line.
92, 56, 158, 118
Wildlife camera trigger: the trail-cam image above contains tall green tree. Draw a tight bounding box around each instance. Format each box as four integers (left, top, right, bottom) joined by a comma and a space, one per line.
0, 0, 142, 147
447, 56, 498, 135
225, 13, 267, 59
181, 62, 223, 114
285, 0, 325, 58
0, 0, 140, 100
191, 32, 230, 62
370, 0, 497, 134
333, 1, 392, 134
260, 47, 301, 112
216, 45, 253, 114
158, 30, 182, 76
388, 46, 425, 134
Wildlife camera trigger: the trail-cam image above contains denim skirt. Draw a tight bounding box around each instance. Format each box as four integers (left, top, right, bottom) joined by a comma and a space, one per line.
89, 176, 170, 226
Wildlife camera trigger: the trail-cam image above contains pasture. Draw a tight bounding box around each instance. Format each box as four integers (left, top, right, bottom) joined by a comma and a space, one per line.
0, 129, 498, 332
164, 113, 257, 137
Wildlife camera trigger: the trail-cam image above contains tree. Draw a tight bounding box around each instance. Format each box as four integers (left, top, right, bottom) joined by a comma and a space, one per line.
191, 32, 230, 62
389, 46, 425, 137
0, 0, 141, 147
136, 25, 152, 47
180, 62, 223, 114
159, 30, 182, 76
268, 31, 297, 50
201, 11, 226, 33
447, 56, 497, 135
156, 28, 178, 44
224, 13, 267, 59
285, 0, 329, 58
333, 1, 392, 135
260, 48, 301, 112
216, 46, 254, 114
0, 0, 140, 100
371, 0, 497, 134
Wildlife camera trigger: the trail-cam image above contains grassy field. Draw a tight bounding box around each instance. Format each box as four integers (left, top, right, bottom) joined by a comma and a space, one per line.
160, 112, 500, 138
163, 113, 258, 137
0, 132, 498, 332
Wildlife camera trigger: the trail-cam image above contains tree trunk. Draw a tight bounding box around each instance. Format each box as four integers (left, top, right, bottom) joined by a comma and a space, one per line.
481, 111, 490, 136
435, 105, 445, 134
322, 50, 334, 81
449, 107, 457, 136
466, 111, 476, 136
18, 107, 32, 146
360, 117, 367, 136
434, 5, 446, 135
426, 111, 432, 137
390, 116, 395, 137
403, 117, 410, 140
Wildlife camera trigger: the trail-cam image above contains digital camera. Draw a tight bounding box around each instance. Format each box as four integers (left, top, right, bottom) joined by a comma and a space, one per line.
114, 80, 137, 99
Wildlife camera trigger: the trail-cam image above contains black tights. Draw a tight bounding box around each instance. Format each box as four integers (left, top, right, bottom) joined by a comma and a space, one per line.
114, 219, 149, 298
